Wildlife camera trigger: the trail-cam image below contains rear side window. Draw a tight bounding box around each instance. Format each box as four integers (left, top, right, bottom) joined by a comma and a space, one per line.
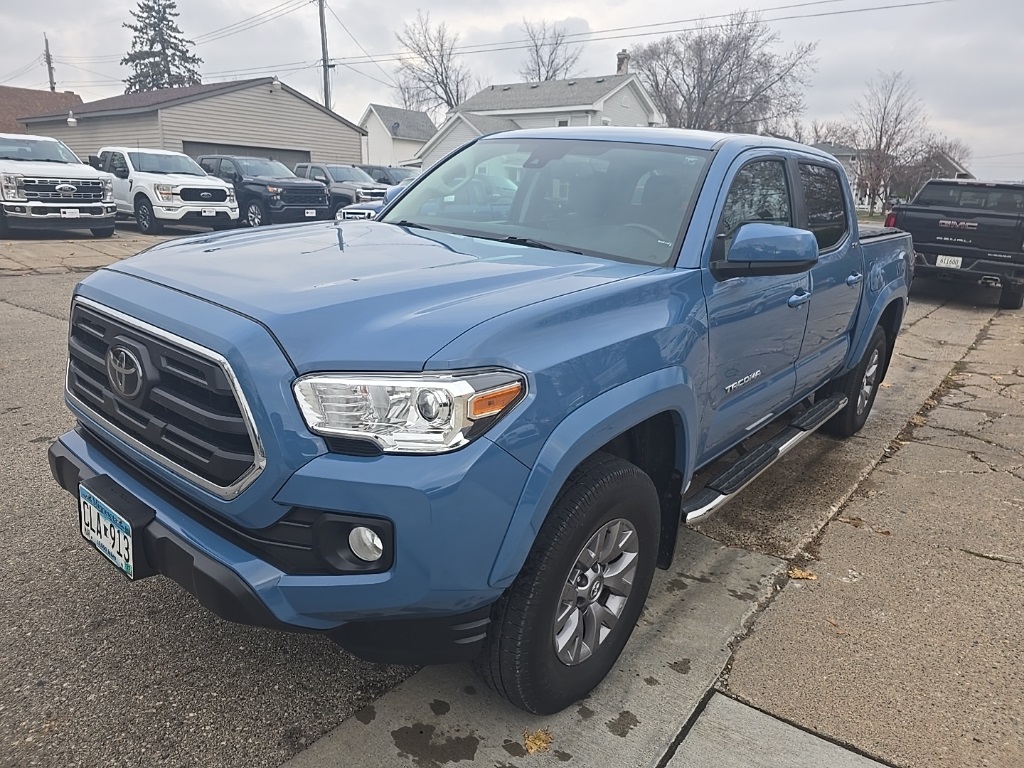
198, 158, 217, 174
799, 163, 848, 250
914, 182, 1023, 213
718, 160, 792, 236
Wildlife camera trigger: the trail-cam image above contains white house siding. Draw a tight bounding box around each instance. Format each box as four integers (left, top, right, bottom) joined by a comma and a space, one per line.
597, 82, 654, 126
159, 84, 361, 163
363, 112, 394, 165
420, 119, 480, 170
392, 138, 423, 165
27, 112, 161, 161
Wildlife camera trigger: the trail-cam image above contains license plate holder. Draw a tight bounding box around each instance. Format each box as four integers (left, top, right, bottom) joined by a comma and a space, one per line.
79, 475, 156, 580
61, 208, 81, 219
305, 209, 316, 217
936, 255, 962, 268
201, 208, 216, 216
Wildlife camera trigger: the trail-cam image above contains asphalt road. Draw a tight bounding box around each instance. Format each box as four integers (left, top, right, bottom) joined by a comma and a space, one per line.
0, 269, 1002, 768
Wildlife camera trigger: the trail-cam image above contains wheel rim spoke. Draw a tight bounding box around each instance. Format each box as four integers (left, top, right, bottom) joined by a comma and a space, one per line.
857, 348, 881, 415
553, 517, 640, 666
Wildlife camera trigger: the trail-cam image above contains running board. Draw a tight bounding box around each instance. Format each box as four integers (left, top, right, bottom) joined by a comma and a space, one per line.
682, 394, 848, 527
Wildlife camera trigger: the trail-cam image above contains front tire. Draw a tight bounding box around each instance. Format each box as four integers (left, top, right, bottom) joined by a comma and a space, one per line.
244, 200, 268, 227
474, 453, 660, 714
90, 226, 115, 238
822, 325, 888, 437
999, 287, 1024, 310
134, 197, 162, 234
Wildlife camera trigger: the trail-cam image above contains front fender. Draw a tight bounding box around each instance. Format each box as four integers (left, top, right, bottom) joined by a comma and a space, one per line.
487, 367, 698, 588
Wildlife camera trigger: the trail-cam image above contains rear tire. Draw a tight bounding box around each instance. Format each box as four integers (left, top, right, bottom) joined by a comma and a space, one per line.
999, 287, 1024, 310
134, 197, 162, 234
90, 226, 115, 238
473, 452, 660, 714
822, 325, 887, 438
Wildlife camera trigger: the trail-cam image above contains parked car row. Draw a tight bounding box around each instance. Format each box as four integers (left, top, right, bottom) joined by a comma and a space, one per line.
0, 129, 418, 236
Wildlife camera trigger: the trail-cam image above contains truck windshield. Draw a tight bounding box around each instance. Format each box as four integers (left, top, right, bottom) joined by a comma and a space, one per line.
128, 151, 206, 176
0, 137, 81, 164
236, 158, 294, 177
327, 165, 375, 183
379, 137, 710, 266
914, 182, 1024, 213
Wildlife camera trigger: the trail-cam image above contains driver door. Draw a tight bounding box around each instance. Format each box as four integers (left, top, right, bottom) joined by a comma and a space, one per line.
105, 151, 132, 215
699, 155, 810, 463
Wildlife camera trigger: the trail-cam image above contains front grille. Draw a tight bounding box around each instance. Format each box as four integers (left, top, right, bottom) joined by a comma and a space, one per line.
358, 189, 386, 200
341, 209, 375, 220
67, 301, 259, 493
281, 188, 326, 206
22, 177, 104, 204
179, 187, 228, 203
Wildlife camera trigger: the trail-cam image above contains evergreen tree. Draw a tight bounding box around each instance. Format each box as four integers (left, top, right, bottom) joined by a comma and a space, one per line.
121, 0, 202, 93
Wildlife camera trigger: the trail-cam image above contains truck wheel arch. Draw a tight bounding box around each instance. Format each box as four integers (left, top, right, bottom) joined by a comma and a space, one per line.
488, 368, 698, 589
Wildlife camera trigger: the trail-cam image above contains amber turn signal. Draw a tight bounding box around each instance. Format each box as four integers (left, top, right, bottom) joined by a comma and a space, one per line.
468, 382, 523, 419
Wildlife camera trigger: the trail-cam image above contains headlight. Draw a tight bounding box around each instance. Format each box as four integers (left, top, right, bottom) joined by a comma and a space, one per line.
293, 369, 526, 454
1, 173, 24, 201
226, 186, 236, 204
154, 183, 174, 202
266, 185, 283, 195
101, 177, 114, 202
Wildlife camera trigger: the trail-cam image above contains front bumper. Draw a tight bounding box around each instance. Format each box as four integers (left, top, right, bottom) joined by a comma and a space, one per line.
154, 203, 238, 223
48, 421, 527, 663
268, 201, 329, 223
3, 202, 116, 229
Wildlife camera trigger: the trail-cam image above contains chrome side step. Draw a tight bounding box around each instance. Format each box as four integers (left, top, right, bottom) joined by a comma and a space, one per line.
682, 394, 848, 527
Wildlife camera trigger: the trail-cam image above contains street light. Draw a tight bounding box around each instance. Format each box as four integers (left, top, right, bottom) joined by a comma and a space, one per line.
66, 110, 77, 127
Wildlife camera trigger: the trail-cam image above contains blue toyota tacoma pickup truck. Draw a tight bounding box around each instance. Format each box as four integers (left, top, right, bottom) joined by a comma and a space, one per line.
49, 127, 913, 714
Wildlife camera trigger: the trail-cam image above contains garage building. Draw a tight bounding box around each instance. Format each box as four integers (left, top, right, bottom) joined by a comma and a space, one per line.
20, 77, 364, 168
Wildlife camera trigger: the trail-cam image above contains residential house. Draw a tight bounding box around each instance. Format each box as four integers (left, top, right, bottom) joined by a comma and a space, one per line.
359, 104, 435, 167
415, 51, 663, 169
0, 85, 82, 134
21, 77, 364, 168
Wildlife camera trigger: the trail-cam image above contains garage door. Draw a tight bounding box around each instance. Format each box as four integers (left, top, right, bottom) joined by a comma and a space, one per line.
182, 141, 311, 170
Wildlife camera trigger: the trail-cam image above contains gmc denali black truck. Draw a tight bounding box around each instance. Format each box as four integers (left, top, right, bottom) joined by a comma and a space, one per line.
888, 179, 1024, 309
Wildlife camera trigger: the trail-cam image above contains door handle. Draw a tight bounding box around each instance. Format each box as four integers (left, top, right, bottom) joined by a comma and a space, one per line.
846, 272, 863, 287
787, 291, 811, 308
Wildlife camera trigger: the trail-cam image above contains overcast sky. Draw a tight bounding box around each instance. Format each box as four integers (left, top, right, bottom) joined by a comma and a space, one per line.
1, 0, 1021, 178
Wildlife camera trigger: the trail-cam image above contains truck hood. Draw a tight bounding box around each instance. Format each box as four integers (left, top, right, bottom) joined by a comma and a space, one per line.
109, 220, 651, 371
5, 160, 106, 179
154, 173, 228, 187
247, 175, 323, 188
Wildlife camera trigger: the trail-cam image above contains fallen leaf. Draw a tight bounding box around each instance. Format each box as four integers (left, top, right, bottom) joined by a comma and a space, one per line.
910, 414, 927, 426
788, 567, 818, 580
824, 618, 847, 635
873, 528, 891, 536
838, 516, 865, 528
523, 728, 553, 754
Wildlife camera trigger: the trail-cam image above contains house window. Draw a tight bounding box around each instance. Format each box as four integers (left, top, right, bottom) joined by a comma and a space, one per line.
621, 95, 630, 108
601, 117, 612, 126
557, 118, 569, 127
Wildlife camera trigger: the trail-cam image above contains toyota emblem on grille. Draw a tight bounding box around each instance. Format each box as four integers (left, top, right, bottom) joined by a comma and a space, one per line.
106, 345, 144, 399
201, 191, 213, 199
56, 183, 77, 194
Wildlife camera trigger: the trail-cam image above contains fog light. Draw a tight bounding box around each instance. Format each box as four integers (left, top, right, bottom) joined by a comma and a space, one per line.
349, 526, 384, 562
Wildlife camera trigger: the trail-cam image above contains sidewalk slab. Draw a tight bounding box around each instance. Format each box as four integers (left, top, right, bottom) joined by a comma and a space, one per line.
282, 530, 783, 768
667, 694, 888, 768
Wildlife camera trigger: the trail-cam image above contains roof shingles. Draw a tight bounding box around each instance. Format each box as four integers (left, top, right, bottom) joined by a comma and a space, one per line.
457, 74, 633, 112
369, 104, 436, 142
1, 85, 82, 133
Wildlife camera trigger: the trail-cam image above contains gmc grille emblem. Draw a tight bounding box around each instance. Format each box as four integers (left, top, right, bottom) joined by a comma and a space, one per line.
938, 220, 978, 230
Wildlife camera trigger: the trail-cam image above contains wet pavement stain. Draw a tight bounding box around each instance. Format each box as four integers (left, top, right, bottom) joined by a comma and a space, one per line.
727, 588, 757, 601
577, 704, 595, 720
553, 749, 573, 762
669, 658, 691, 674
665, 578, 689, 593
354, 705, 376, 725
391, 723, 480, 768
463, 685, 478, 696
676, 571, 714, 584
502, 739, 527, 758
279, 725, 307, 751
643, 676, 660, 686
606, 710, 639, 737
430, 699, 451, 716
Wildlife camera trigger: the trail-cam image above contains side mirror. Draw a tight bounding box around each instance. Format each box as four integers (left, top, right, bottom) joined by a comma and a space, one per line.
88, 155, 102, 170
714, 222, 818, 279
114, 167, 129, 180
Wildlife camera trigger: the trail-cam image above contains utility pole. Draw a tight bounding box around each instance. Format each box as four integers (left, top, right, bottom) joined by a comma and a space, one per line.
317, 0, 330, 109
43, 33, 56, 92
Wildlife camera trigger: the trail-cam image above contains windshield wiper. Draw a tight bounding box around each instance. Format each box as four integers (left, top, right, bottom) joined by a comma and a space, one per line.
389, 220, 436, 231
481, 234, 586, 254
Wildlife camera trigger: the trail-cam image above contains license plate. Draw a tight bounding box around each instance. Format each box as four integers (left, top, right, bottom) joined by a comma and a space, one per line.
201, 208, 216, 216
79, 484, 135, 578
936, 255, 962, 268
305, 209, 316, 217
60, 208, 80, 219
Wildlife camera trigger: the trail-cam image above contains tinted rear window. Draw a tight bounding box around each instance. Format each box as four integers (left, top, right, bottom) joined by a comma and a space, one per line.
914, 183, 1024, 213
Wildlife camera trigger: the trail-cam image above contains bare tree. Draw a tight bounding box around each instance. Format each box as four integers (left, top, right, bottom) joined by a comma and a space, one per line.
848, 70, 929, 214
630, 11, 817, 133
810, 119, 857, 146
516, 19, 583, 82
394, 11, 472, 117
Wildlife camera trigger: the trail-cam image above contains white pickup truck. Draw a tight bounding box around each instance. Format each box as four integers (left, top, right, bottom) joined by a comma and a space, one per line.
89, 147, 238, 233
0, 132, 116, 237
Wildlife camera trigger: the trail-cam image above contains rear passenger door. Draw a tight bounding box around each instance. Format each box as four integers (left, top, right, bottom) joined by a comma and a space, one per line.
700, 155, 810, 463
794, 161, 862, 394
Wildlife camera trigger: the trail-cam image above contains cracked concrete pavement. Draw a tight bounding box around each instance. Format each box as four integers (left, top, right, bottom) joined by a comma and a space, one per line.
724, 308, 1024, 768
0, 228, 187, 276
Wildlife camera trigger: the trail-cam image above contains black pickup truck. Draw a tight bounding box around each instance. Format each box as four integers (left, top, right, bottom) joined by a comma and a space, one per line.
197, 155, 329, 227
888, 179, 1024, 309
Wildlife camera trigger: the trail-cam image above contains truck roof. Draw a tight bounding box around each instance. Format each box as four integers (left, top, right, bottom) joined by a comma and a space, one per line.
0, 131, 65, 142
922, 177, 1024, 189
480, 126, 835, 160
100, 146, 190, 156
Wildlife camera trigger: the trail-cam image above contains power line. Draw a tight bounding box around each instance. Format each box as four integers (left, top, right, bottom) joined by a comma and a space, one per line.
324, 1, 397, 87
0, 56, 43, 85
194, 0, 309, 45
